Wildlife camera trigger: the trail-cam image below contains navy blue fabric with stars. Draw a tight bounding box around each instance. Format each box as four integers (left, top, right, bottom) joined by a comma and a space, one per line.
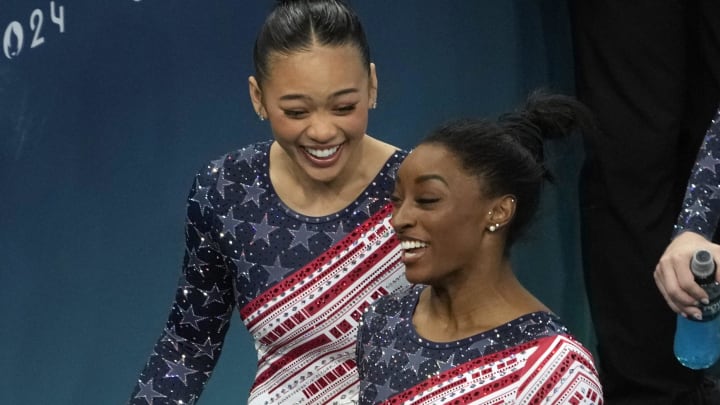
356, 285, 568, 405
130, 140, 407, 405
676, 108, 720, 240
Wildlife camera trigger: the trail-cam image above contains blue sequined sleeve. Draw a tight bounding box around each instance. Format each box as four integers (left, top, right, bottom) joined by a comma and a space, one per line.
129, 160, 235, 405
675, 108, 720, 240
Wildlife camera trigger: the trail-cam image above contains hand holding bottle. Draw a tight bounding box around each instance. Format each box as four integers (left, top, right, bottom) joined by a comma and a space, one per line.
655, 231, 720, 318
673, 249, 720, 369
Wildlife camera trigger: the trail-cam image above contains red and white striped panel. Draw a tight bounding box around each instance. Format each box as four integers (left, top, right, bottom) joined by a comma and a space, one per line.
244, 204, 409, 405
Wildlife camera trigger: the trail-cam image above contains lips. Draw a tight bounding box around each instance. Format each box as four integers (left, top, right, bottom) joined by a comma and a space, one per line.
301, 144, 343, 168
399, 239, 428, 264
304, 145, 340, 158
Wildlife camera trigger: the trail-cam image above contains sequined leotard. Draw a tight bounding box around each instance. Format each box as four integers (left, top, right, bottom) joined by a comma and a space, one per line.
130, 140, 409, 405
356, 285, 603, 405
675, 109, 720, 239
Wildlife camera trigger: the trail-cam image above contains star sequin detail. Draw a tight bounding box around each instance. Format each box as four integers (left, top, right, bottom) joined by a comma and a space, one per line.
356, 197, 375, 216
264, 255, 291, 284
698, 153, 720, 175
216, 169, 234, 199
190, 180, 213, 212
325, 222, 348, 245
251, 214, 278, 244
707, 184, 720, 200
202, 284, 228, 306
163, 359, 198, 385
134, 380, 166, 404
380, 347, 397, 364
162, 326, 188, 353
231, 254, 255, 278
193, 336, 222, 360
179, 305, 207, 331
383, 314, 405, 332
196, 230, 219, 250
404, 349, 428, 372
238, 146, 258, 163
240, 179, 266, 208
436, 353, 456, 370
219, 210, 242, 235
210, 157, 226, 172
289, 223, 314, 250
685, 198, 712, 222
186, 248, 207, 269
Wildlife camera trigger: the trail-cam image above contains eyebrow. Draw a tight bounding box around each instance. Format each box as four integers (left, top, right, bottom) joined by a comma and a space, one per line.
279, 88, 359, 101
415, 174, 448, 186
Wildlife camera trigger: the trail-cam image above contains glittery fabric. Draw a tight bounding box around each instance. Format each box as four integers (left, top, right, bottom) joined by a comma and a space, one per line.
675, 109, 720, 239
356, 285, 603, 404
130, 140, 408, 405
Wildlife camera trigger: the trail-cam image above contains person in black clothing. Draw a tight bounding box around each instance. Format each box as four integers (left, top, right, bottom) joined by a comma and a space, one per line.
570, 1, 720, 403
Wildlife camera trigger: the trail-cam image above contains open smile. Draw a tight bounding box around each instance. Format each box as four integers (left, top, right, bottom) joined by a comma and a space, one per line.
399, 239, 428, 264
303, 144, 341, 158
301, 143, 344, 167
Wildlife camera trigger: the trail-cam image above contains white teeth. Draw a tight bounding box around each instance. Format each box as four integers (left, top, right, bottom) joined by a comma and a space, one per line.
401, 240, 427, 250
305, 145, 340, 158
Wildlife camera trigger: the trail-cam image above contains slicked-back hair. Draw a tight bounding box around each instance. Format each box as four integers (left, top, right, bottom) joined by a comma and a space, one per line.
253, 0, 371, 85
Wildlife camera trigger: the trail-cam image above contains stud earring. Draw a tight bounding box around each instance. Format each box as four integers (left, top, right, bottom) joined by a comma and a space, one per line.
257, 112, 265, 121
488, 224, 500, 232
371, 101, 377, 110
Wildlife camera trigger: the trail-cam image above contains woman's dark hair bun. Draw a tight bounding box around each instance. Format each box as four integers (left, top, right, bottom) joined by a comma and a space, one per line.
419, 88, 595, 247
497, 89, 594, 180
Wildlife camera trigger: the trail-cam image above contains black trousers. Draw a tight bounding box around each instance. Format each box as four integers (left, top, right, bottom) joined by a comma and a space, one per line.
570, 1, 720, 404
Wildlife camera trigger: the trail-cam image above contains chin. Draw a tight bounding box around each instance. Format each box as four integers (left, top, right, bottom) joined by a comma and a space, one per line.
291, 163, 336, 183
302, 157, 349, 181
403, 268, 429, 285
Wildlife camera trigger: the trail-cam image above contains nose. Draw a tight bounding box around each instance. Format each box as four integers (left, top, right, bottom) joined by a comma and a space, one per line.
306, 112, 337, 143
390, 201, 412, 233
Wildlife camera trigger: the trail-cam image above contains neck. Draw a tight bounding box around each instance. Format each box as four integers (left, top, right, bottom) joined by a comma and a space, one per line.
282, 138, 367, 195
414, 251, 548, 342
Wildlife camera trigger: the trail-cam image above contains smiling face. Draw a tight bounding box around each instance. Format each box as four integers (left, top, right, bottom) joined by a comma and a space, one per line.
390, 143, 501, 285
249, 43, 377, 185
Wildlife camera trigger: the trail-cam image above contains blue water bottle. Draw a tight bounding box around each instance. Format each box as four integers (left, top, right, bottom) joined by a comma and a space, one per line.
674, 249, 720, 369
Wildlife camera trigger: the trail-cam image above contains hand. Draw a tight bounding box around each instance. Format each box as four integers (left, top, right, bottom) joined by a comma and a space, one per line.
654, 231, 720, 319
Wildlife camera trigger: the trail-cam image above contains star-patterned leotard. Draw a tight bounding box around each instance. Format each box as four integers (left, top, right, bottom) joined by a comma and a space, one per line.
357, 285, 603, 405
130, 140, 409, 405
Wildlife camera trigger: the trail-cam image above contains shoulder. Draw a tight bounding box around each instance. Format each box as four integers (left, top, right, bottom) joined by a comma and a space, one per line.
186, 141, 272, 210
386, 148, 408, 169
516, 334, 602, 403
374, 145, 408, 189
217, 140, 271, 173
534, 333, 596, 363
193, 141, 270, 179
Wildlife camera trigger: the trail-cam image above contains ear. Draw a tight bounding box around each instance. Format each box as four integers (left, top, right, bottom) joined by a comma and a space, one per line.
488, 195, 517, 229
368, 62, 378, 108
248, 76, 265, 119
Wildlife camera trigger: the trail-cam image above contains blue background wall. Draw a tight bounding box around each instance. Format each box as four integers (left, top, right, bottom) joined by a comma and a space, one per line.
0, 1, 589, 403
